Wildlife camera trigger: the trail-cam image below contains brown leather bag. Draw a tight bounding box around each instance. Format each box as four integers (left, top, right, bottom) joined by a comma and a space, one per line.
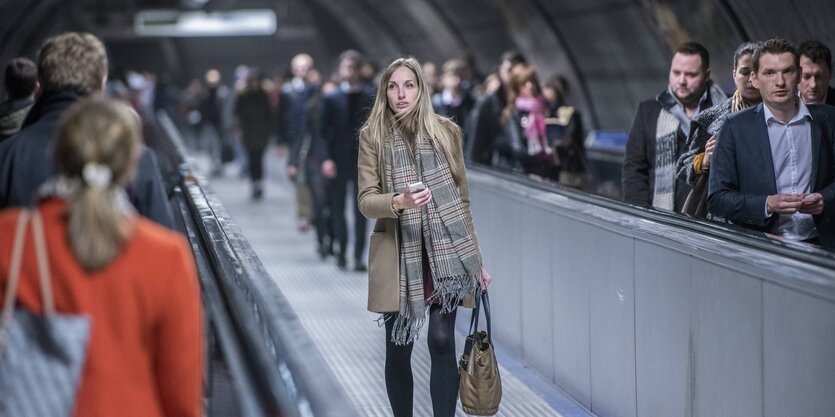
682, 173, 709, 218
459, 291, 501, 415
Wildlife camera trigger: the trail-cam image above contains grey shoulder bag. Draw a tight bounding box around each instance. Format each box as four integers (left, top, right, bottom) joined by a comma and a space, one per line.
0, 209, 91, 417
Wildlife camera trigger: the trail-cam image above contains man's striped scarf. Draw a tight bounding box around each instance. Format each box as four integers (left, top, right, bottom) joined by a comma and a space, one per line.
652, 110, 680, 210
384, 129, 481, 345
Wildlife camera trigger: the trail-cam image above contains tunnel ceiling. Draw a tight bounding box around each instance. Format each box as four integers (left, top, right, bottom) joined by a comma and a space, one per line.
1, 0, 834, 130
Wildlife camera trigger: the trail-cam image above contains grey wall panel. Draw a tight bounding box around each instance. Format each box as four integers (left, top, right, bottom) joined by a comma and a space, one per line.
763, 284, 835, 417
551, 217, 592, 408
588, 228, 636, 417
520, 204, 555, 381
692, 260, 762, 417
634, 242, 690, 417
489, 192, 523, 356
467, 170, 835, 417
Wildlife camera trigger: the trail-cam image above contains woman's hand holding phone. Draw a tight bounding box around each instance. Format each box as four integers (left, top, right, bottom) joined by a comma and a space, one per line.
394, 182, 431, 209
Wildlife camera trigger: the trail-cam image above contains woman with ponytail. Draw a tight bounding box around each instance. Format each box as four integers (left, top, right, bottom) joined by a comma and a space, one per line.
0, 97, 202, 416
358, 57, 492, 417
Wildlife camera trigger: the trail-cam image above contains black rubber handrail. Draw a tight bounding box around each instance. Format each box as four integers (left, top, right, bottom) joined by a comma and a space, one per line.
154, 112, 358, 417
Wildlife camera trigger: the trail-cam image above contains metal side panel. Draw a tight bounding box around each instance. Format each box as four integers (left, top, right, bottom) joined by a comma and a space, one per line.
520, 203, 555, 381
552, 217, 592, 408
763, 283, 835, 417
635, 241, 691, 417
588, 228, 637, 417
691, 259, 762, 417
488, 189, 523, 356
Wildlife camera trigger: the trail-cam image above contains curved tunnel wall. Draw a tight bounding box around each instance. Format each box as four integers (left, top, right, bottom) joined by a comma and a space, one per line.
2, 0, 834, 131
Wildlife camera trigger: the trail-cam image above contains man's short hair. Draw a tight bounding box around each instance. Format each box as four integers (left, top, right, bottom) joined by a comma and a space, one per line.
798, 40, 832, 71
675, 41, 710, 71
752, 38, 799, 74
4, 57, 37, 100
37, 32, 108, 95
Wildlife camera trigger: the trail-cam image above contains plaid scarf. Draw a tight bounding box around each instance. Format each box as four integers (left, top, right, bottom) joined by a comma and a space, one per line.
384, 129, 481, 345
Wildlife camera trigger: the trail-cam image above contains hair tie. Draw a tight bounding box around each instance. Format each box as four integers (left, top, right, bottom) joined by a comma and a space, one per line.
82, 162, 112, 189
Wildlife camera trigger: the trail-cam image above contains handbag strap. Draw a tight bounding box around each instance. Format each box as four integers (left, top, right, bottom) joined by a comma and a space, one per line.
0, 210, 33, 349
481, 291, 492, 344
31, 210, 55, 315
467, 290, 492, 344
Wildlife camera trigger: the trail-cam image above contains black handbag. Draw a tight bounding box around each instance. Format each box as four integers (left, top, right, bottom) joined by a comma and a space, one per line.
459, 290, 502, 415
0, 209, 91, 417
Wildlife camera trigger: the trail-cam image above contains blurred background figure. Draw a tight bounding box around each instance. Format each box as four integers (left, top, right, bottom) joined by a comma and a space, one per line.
421, 61, 440, 97
317, 50, 375, 270
282, 53, 320, 228
431, 58, 475, 131
0, 97, 202, 417
234, 69, 272, 199
502, 63, 560, 181
543, 74, 588, 189
0, 57, 38, 141
466, 50, 527, 165
199, 68, 230, 175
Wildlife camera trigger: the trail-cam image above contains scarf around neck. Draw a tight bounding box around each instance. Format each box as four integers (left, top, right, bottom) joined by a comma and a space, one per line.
384, 128, 481, 345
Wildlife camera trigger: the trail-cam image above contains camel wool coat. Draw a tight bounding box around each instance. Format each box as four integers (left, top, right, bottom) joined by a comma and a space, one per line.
357, 123, 482, 313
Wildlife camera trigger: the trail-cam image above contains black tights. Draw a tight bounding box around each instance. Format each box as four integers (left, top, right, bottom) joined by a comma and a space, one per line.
385, 305, 459, 417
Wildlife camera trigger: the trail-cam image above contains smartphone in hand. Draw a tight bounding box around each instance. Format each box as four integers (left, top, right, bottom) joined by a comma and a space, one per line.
408, 181, 426, 193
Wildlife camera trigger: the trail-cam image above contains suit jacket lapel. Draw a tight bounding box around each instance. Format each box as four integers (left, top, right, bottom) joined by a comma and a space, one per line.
754, 104, 778, 194
810, 116, 822, 190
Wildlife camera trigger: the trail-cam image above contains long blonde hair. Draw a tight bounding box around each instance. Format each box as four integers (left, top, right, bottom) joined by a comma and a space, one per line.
363, 57, 464, 184
55, 97, 141, 272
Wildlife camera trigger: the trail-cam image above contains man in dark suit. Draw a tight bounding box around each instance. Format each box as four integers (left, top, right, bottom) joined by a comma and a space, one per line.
623, 41, 726, 211
798, 40, 835, 106
708, 38, 835, 249
318, 50, 375, 270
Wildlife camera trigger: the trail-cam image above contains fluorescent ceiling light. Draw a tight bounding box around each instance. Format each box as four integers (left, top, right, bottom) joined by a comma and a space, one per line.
135, 9, 276, 37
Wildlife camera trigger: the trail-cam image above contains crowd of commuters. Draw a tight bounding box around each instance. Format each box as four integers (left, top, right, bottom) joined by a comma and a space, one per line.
623, 38, 835, 249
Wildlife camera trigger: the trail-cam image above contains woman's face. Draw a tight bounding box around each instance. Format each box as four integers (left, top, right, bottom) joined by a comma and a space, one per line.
734, 53, 761, 102
387, 66, 419, 114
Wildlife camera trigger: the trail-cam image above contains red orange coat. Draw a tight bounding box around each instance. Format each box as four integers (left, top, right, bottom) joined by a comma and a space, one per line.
0, 199, 203, 417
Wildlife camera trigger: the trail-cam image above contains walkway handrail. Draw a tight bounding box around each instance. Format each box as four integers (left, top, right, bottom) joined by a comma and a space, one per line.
471, 164, 835, 273
154, 112, 359, 417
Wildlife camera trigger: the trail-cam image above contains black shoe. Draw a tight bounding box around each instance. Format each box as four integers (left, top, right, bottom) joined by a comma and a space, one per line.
337, 257, 347, 270
354, 261, 367, 272
318, 245, 330, 259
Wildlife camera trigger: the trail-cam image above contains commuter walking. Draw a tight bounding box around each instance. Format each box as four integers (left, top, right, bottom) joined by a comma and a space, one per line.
282, 53, 320, 228
0, 57, 38, 141
318, 50, 374, 270
0, 97, 203, 417
233, 70, 272, 199
0, 32, 174, 229
501, 63, 560, 180
357, 57, 493, 417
